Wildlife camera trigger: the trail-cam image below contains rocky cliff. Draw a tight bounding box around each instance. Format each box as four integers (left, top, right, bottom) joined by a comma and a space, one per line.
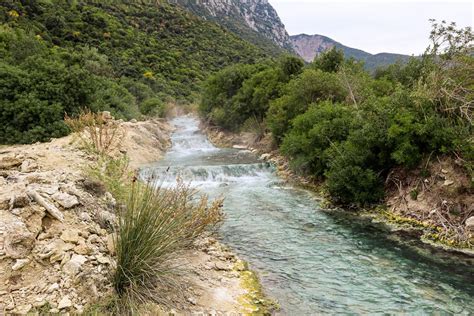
291, 33, 410, 70
175, 0, 293, 54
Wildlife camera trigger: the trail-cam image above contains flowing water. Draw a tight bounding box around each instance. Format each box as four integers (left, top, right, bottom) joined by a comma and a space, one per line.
141, 116, 474, 315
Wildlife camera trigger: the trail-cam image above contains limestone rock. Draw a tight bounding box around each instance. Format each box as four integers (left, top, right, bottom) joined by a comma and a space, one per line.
0, 210, 34, 258
52, 191, 79, 209
214, 261, 232, 271
61, 229, 81, 244
0, 156, 22, 170
62, 254, 87, 276
13, 304, 32, 315
21, 159, 38, 173
58, 296, 72, 310
74, 242, 91, 256
12, 258, 30, 271
79, 212, 92, 222
259, 153, 271, 161
96, 254, 111, 265
37, 239, 74, 262
466, 216, 474, 232
46, 283, 59, 293
102, 111, 113, 121
96, 210, 116, 230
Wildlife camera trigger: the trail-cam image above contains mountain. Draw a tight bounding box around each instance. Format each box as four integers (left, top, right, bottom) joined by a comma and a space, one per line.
174, 0, 293, 55
290, 34, 410, 70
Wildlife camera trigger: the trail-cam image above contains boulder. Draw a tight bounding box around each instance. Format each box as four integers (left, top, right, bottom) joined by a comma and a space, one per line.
13, 304, 32, 315
74, 241, 91, 256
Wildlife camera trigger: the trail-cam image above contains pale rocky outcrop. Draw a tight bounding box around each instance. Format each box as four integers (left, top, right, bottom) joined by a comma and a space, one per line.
0, 119, 171, 313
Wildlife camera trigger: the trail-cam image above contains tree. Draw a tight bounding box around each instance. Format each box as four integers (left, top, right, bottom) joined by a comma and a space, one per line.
312, 47, 344, 73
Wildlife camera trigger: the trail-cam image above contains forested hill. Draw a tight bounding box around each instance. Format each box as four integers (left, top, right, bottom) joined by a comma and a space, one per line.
0, 0, 268, 144
175, 0, 293, 55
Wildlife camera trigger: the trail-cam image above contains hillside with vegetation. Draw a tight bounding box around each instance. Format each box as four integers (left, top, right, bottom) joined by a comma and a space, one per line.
291, 33, 410, 70
200, 21, 473, 247
175, 0, 293, 55
0, 0, 267, 144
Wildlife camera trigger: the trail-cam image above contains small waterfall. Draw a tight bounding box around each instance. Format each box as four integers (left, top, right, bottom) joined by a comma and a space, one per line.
141, 162, 275, 186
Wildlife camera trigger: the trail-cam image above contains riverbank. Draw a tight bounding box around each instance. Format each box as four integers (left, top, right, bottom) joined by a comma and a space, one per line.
0, 117, 273, 314
202, 123, 474, 257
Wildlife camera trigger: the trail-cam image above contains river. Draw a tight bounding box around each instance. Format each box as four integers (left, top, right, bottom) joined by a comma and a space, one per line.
141, 116, 474, 315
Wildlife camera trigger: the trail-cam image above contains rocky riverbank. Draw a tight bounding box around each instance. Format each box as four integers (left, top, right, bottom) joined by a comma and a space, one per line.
0, 117, 272, 315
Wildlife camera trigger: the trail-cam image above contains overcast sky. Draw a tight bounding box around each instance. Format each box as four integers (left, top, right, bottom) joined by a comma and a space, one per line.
269, 0, 473, 55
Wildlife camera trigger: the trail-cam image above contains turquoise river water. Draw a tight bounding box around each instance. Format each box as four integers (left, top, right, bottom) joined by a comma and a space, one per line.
141, 116, 474, 315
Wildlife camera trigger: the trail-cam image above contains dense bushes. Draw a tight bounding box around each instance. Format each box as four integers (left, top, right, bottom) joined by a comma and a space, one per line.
200, 56, 303, 131
0, 0, 267, 144
200, 22, 473, 205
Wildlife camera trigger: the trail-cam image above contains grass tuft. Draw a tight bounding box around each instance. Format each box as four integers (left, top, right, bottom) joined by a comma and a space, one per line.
113, 179, 223, 308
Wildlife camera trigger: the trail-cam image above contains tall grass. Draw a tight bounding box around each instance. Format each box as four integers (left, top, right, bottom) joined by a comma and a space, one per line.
113, 179, 223, 307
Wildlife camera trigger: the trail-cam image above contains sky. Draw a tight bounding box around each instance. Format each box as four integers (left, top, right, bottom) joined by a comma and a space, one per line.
269, 0, 473, 55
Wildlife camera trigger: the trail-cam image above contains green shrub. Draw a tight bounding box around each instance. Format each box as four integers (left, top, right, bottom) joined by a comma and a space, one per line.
267, 68, 347, 142
325, 164, 384, 205
140, 98, 166, 117
312, 48, 344, 73
281, 101, 355, 176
